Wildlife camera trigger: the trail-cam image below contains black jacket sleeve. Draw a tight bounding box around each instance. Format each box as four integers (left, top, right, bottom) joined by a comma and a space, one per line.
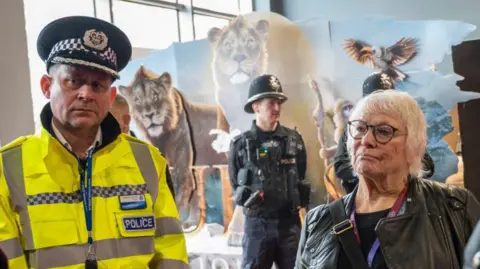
421, 151, 435, 179
295, 210, 310, 269
296, 133, 307, 181
0, 247, 7, 269
228, 137, 243, 192
165, 165, 175, 198
333, 127, 357, 193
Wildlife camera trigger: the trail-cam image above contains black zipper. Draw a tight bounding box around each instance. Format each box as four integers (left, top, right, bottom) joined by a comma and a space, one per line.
78, 158, 87, 195
438, 215, 457, 269
78, 159, 86, 178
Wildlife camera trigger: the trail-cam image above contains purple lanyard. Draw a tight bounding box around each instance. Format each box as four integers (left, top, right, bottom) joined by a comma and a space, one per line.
350, 185, 408, 268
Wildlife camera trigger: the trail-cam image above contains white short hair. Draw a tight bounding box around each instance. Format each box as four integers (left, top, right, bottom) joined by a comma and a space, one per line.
346, 90, 427, 178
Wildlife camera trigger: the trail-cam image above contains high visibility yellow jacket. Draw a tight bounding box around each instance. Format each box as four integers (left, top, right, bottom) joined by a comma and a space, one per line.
0, 106, 188, 269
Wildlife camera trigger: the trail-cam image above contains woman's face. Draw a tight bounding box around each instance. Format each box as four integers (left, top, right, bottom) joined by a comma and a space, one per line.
350, 113, 408, 178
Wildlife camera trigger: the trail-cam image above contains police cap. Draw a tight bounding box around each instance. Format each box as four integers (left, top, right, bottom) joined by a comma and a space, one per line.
244, 74, 288, 113
362, 72, 395, 96
37, 16, 132, 80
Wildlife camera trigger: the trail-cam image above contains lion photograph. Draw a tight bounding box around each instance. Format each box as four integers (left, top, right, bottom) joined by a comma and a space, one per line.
119, 66, 228, 231
207, 12, 322, 244
207, 15, 269, 134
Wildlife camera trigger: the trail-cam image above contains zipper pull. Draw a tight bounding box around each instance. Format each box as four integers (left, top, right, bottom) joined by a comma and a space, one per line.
78, 159, 85, 174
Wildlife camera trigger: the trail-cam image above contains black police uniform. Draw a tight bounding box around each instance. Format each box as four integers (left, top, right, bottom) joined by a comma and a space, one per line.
228, 74, 310, 269
333, 72, 435, 193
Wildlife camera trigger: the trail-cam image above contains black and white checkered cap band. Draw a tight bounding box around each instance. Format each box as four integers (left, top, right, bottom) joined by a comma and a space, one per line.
46, 38, 119, 77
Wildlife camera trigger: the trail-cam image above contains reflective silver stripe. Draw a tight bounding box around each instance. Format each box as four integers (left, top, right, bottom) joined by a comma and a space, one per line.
26, 184, 148, 205
2, 146, 35, 250
128, 141, 159, 205
0, 237, 24, 259
29, 236, 154, 269
156, 258, 189, 269
155, 217, 183, 237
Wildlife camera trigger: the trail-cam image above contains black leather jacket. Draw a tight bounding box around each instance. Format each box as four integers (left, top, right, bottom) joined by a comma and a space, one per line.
295, 177, 480, 269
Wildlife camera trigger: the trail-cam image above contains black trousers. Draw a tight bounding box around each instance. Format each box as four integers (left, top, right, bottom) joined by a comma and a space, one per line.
241, 215, 301, 269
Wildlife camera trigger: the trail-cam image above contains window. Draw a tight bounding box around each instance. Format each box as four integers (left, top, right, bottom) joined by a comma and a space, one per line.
193, 0, 240, 14
239, 0, 253, 14
112, 1, 179, 50
22, 0, 252, 132
23, 0, 95, 131
194, 14, 230, 40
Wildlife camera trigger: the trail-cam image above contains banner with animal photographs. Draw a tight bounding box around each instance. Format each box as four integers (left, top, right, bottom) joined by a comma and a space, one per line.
114, 11, 479, 268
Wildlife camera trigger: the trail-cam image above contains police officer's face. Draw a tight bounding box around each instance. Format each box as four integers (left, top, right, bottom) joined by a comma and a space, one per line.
41, 65, 116, 129
253, 98, 281, 123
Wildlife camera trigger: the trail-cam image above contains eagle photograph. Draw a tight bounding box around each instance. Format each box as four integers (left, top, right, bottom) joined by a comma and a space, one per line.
343, 37, 418, 81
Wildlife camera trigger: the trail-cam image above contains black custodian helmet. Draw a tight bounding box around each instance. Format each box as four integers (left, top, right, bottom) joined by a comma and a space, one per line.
362, 72, 395, 97
244, 74, 288, 113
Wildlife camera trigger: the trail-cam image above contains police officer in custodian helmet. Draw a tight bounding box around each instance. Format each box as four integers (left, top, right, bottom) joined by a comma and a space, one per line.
228, 74, 311, 269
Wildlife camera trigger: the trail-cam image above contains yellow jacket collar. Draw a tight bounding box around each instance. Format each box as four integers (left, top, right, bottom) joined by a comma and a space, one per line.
51, 119, 102, 154
39, 103, 122, 154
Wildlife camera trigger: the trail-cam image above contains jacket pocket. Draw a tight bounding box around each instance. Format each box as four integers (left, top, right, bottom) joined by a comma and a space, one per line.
30, 219, 79, 250
114, 211, 156, 238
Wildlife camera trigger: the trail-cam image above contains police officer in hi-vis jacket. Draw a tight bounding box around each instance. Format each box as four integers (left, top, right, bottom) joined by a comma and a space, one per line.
0, 16, 187, 269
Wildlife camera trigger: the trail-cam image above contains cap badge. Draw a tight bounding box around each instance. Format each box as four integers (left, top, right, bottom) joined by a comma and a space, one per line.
380, 73, 393, 88
269, 76, 281, 91
83, 29, 108, 51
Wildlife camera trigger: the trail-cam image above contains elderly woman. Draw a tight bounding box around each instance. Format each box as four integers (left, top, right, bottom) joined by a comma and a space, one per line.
295, 90, 480, 269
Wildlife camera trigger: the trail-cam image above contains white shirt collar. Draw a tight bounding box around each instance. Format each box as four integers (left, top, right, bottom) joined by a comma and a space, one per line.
51, 120, 102, 154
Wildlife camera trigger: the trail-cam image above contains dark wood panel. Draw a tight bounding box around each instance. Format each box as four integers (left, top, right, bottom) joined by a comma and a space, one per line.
452, 39, 480, 201
458, 101, 480, 200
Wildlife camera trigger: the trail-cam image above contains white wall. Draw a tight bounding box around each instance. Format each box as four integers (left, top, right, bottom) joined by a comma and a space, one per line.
23, 0, 96, 132
0, 0, 35, 146
283, 0, 480, 40
281, 0, 480, 79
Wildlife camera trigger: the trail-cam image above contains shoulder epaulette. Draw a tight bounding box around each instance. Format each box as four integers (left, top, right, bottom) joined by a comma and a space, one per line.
123, 133, 149, 145
0, 136, 30, 153
232, 134, 243, 144
123, 134, 166, 158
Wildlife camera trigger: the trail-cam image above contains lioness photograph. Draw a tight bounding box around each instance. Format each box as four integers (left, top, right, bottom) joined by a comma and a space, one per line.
119, 66, 228, 231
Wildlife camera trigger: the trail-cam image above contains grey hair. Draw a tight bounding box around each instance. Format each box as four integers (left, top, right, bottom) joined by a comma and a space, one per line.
112, 94, 130, 112
346, 90, 427, 178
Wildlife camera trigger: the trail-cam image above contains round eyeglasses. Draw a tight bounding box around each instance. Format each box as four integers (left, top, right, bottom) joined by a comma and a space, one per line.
347, 120, 402, 144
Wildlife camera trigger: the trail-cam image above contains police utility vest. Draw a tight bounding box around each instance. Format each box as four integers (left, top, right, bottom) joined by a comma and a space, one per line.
238, 125, 302, 217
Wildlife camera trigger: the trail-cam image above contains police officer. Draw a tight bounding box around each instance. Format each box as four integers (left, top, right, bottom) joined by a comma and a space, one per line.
0, 16, 188, 268
228, 74, 310, 269
333, 72, 435, 193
